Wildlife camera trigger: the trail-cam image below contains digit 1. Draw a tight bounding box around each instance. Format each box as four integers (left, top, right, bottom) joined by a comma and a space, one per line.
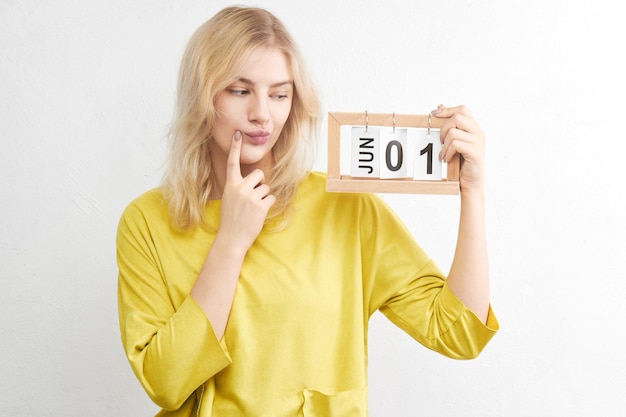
420, 142, 433, 175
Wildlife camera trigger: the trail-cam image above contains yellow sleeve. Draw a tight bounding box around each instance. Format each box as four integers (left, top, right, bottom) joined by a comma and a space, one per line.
116, 202, 231, 410
360, 194, 498, 359
380, 278, 498, 359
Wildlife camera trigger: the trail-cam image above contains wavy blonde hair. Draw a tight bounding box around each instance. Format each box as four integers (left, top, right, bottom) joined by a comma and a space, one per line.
162, 6, 320, 230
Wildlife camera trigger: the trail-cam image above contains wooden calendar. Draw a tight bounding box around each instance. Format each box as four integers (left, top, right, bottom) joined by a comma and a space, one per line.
326, 111, 460, 194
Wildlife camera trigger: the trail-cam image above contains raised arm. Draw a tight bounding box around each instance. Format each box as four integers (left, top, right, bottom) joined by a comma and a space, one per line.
117, 131, 275, 409
190, 130, 276, 339
433, 104, 490, 323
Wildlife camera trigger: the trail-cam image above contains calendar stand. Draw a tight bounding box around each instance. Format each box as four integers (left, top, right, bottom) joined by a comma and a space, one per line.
326, 112, 460, 194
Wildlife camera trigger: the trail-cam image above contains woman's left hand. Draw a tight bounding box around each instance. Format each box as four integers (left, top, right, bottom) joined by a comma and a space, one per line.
432, 104, 485, 193
433, 104, 491, 323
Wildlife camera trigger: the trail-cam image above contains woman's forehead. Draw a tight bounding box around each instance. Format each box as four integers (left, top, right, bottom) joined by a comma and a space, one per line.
233, 48, 293, 84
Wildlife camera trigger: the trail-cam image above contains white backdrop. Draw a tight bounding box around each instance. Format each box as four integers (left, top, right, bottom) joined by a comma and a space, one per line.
2, 1, 625, 416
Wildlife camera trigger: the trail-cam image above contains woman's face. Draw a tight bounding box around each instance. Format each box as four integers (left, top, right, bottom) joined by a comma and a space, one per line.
211, 48, 294, 176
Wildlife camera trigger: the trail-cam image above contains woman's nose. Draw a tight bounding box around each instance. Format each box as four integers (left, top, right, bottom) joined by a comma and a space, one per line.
249, 96, 270, 126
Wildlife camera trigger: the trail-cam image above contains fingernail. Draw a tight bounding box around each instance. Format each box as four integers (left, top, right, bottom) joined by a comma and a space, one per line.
234, 131, 241, 141
431, 109, 442, 116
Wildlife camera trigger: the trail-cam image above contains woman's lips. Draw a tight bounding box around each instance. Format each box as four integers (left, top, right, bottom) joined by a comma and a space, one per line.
245, 130, 270, 145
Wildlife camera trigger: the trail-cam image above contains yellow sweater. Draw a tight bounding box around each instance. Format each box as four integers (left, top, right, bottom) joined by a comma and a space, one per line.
117, 172, 498, 417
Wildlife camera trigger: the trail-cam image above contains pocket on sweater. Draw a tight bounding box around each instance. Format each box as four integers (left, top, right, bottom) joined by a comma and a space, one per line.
302, 387, 366, 417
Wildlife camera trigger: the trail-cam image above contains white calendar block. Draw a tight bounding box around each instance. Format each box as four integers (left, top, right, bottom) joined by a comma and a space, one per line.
413, 128, 442, 180
350, 127, 380, 178
380, 128, 410, 179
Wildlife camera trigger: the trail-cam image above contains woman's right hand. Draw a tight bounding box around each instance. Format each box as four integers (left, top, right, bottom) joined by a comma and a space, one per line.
190, 131, 275, 340
218, 130, 276, 253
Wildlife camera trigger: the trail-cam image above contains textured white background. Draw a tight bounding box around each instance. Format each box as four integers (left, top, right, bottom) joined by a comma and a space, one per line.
1, 1, 625, 416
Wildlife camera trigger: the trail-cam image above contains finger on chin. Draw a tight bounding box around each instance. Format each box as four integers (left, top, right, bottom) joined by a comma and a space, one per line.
226, 130, 243, 180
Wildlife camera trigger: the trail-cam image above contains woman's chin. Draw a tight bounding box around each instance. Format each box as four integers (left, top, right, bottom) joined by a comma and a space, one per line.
239, 151, 273, 170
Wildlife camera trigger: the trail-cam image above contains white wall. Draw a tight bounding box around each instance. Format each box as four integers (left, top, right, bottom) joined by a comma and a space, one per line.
1, 1, 624, 416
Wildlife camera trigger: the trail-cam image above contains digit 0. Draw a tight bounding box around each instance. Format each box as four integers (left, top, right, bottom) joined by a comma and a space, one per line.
385, 140, 403, 172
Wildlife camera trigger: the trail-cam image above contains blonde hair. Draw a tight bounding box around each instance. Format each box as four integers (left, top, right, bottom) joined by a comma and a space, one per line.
162, 6, 320, 230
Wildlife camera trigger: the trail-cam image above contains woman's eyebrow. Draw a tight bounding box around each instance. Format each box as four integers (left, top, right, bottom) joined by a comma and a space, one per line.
236, 77, 293, 88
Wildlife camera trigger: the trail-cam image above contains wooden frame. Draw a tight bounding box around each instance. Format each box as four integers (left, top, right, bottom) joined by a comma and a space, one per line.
326, 112, 460, 194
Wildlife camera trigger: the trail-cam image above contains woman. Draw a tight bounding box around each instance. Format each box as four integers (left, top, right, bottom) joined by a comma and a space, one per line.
116, 6, 498, 416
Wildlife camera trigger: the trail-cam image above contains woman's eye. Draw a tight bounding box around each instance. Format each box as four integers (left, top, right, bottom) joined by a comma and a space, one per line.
273, 93, 289, 100
229, 88, 248, 96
